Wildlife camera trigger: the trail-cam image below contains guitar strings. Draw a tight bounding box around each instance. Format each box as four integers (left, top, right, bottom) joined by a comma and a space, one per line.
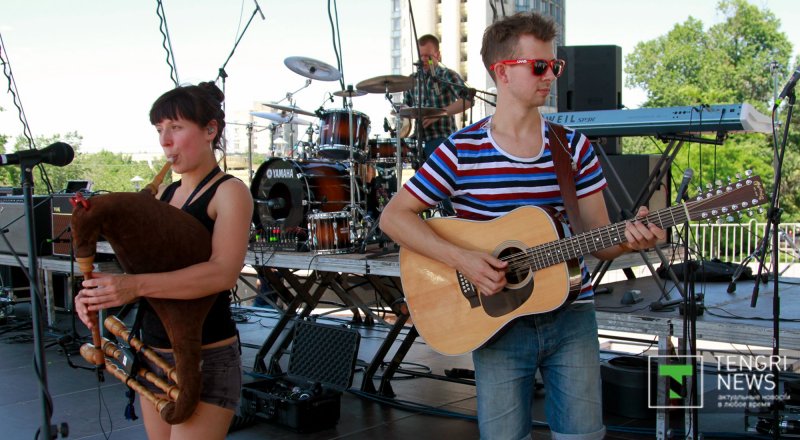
488, 180, 756, 273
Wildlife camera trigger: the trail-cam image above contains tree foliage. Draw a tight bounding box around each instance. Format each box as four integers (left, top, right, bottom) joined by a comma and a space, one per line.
0, 132, 170, 194
624, 0, 799, 220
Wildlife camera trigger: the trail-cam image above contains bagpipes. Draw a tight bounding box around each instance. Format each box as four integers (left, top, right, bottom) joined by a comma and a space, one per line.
73, 162, 217, 424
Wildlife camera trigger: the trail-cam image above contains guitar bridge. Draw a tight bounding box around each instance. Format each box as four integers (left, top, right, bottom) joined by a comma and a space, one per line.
456, 271, 480, 308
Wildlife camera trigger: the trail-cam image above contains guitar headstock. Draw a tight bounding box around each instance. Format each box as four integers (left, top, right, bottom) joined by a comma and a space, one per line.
687, 172, 768, 223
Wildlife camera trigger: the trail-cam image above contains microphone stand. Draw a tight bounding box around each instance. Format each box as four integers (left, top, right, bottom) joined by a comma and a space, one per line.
751, 89, 794, 440
407, 0, 427, 168
20, 162, 57, 439
679, 205, 700, 439
427, 73, 497, 108
215, 0, 266, 151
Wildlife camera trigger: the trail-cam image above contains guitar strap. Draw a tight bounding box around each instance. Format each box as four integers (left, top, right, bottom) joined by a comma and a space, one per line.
546, 121, 585, 234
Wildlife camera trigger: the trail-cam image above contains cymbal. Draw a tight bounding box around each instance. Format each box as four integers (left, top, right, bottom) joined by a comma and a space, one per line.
284, 56, 342, 82
356, 75, 414, 93
333, 88, 367, 98
250, 111, 313, 125
261, 103, 316, 117
396, 107, 447, 119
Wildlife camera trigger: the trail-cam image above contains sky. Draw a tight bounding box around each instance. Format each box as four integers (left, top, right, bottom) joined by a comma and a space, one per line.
0, 0, 798, 156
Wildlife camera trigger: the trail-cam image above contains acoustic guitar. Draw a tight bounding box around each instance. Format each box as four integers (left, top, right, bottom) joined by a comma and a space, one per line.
400, 175, 768, 355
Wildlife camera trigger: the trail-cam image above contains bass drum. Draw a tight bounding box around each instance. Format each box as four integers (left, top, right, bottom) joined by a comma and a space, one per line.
250, 158, 360, 231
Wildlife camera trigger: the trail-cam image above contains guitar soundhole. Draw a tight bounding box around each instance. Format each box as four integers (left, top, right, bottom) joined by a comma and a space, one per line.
498, 246, 528, 284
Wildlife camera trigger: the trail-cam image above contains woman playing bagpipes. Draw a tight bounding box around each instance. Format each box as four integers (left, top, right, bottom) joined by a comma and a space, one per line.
75, 81, 253, 439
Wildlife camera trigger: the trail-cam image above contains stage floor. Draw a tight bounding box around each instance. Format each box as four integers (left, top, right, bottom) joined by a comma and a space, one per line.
1, 272, 798, 439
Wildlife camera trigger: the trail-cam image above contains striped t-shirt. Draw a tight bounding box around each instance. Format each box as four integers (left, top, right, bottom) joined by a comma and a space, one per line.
404, 115, 608, 300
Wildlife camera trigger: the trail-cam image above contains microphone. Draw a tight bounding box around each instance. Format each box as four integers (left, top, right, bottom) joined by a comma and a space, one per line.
674, 168, 693, 204
776, 65, 800, 106
383, 117, 391, 133
254, 0, 265, 20
0, 142, 74, 167
426, 59, 438, 81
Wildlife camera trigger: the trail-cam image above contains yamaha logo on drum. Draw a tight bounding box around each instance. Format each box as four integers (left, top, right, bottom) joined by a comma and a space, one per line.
265, 168, 295, 179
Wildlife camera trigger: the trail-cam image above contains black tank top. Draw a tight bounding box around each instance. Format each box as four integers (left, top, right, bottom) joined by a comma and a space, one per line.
140, 173, 238, 348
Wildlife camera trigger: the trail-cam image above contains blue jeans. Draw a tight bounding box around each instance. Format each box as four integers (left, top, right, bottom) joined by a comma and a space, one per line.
472, 303, 605, 440
423, 138, 454, 216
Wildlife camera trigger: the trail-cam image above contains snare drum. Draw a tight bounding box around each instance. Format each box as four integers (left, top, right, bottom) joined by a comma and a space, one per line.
317, 109, 370, 161
308, 211, 352, 254
368, 138, 415, 163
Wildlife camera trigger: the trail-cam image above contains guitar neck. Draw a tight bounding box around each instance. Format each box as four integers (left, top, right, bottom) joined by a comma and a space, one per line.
525, 205, 684, 271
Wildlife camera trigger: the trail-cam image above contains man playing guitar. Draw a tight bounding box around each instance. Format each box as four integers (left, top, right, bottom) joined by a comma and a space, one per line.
380, 12, 665, 440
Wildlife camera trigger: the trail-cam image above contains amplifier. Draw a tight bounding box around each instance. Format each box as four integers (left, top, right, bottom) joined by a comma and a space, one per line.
51, 194, 74, 257
0, 195, 52, 256
51, 194, 115, 259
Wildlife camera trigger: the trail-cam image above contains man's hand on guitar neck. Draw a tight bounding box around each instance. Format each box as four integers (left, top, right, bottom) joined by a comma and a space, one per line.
620, 206, 666, 254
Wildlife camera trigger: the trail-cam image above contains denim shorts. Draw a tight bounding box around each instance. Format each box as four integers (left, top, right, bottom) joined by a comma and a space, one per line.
472, 302, 605, 440
136, 341, 241, 411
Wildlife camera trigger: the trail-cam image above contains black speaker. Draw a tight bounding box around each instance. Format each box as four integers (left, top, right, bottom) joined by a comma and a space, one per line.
0, 195, 52, 256
557, 45, 623, 154
557, 45, 622, 112
600, 155, 670, 243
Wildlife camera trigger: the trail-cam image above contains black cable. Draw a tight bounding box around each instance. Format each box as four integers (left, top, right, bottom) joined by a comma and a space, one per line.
327, 0, 345, 91
96, 378, 112, 440
0, 32, 55, 194
155, 0, 179, 87
0, 31, 35, 150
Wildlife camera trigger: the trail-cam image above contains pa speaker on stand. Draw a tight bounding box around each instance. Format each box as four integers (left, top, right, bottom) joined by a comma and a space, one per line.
557, 45, 623, 155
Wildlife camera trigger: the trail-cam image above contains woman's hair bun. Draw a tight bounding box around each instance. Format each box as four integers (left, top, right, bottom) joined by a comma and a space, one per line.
198, 81, 224, 105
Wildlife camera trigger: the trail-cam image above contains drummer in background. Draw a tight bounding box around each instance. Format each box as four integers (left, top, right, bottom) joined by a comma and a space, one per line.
403, 34, 474, 162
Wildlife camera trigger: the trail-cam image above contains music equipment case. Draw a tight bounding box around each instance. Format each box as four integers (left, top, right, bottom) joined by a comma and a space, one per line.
241, 320, 360, 432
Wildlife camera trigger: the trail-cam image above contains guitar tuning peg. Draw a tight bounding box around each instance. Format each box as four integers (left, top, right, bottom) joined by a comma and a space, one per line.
706, 182, 713, 190
725, 215, 734, 222
715, 179, 723, 187
716, 218, 724, 224
758, 207, 765, 215
735, 172, 742, 179
745, 169, 753, 177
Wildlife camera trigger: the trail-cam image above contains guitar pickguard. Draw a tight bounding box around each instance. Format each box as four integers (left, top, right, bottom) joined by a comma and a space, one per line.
479, 240, 534, 318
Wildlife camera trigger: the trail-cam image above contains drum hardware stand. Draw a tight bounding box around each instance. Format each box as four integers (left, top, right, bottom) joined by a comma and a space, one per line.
343, 85, 368, 250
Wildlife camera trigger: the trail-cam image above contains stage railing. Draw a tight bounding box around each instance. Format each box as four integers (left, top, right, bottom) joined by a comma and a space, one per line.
684, 220, 800, 264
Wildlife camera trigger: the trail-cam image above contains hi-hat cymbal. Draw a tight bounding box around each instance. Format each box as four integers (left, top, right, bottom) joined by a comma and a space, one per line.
261, 103, 316, 117
333, 88, 367, 98
284, 56, 342, 82
396, 107, 447, 119
356, 75, 414, 93
250, 111, 313, 125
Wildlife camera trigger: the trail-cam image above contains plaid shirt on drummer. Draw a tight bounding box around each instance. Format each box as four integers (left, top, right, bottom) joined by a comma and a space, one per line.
403, 64, 468, 142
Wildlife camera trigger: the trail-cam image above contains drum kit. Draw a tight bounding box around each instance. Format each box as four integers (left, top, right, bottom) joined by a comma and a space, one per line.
250, 56, 445, 254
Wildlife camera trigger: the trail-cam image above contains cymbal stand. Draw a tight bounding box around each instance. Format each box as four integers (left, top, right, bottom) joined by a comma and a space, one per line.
275, 79, 312, 105
345, 86, 362, 247
385, 86, 404, 193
